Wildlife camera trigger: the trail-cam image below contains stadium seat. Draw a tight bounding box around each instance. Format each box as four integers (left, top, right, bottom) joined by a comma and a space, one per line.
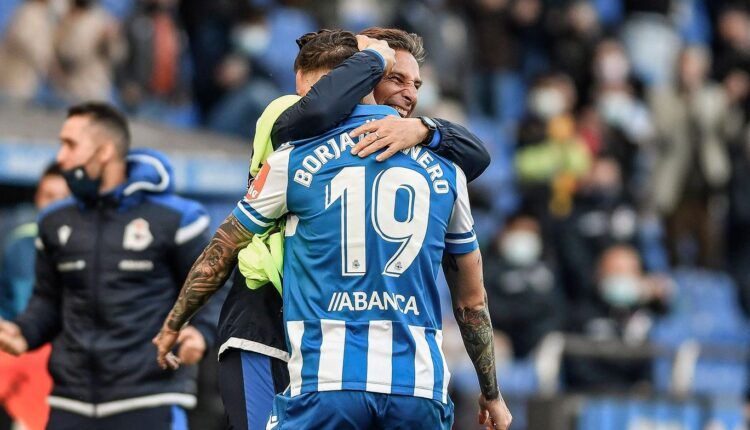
651, 269, 750, 397
578, 398, 703, 430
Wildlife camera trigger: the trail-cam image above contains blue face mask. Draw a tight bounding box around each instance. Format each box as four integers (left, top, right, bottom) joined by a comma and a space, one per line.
62, 165, 102, 203
600, 275, 641, 308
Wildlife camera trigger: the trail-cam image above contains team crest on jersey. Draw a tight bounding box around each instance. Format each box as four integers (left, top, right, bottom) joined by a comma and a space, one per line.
123, 218, 153, 251
58, 225, 72, 246
247, 162, 270, 200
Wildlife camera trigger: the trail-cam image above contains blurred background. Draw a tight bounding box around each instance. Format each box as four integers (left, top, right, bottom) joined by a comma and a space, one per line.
1, 0, 750, 428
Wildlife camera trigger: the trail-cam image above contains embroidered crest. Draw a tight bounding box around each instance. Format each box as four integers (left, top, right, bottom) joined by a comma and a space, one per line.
123, 218, 153, 251
58, 225, 72, 246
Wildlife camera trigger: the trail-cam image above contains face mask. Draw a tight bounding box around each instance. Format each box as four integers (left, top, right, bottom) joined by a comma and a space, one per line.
600, 275, 641, 308
499, 230, 542, 267
234, 25, 270, 57
529, 88, 566, 119
74, 0, 95, 9
62, 150, 103, 203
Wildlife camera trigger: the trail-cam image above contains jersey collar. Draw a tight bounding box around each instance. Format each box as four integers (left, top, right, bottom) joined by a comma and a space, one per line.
347, 104, 400, 122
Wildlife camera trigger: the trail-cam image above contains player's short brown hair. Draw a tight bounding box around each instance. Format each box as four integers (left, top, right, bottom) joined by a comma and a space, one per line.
359, 27, 426, 65
294, 29, 358, 72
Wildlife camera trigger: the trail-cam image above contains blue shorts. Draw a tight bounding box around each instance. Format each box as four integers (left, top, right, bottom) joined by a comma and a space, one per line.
268, 390, 454, 430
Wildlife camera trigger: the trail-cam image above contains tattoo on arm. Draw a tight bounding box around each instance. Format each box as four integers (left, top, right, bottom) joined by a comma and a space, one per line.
166, 215, 254, 331
454, 296, 499, 400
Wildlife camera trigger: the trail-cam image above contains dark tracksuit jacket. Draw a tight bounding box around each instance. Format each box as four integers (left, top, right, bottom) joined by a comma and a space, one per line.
15, 148, 221, 418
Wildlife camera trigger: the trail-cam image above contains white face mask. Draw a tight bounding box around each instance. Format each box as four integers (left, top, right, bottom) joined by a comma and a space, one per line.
600, 275, 641, 308
234, 24, 270, 57
499, 231, 542, 267
529, 87, 567, 119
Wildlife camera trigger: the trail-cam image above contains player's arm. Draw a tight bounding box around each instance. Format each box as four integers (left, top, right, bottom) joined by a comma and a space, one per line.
271, 37, 394, 147
0, 230, 61, 356
154, 214, 253, 369
442, 166, 512, 430
350, 117, 491, 182
154, 149, 290, 369
443, 251, 511, 430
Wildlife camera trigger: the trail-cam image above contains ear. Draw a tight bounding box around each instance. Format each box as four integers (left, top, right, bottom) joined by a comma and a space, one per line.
98, 141, 117, 164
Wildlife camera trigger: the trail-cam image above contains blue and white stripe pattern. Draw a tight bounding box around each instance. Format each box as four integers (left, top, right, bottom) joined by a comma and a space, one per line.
286, 320, 450, 403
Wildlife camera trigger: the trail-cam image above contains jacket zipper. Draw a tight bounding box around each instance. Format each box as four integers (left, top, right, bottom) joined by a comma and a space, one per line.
90, 203, 104, 413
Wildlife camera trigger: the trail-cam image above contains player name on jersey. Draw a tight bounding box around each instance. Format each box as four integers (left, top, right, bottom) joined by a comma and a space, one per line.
293, 129, 450, 194
327, 290, 420, 315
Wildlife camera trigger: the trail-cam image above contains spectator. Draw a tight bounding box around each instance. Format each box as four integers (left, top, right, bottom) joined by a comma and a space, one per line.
206, 4, 281, 137
565, 245, 672, 391
549, 0, 602, 102
177, 0, 237, 119
0, 102, 220, 429
516, 73, 592, 221
0, 164, 69, 321
554, 156, 668, 301
460, 0, 546, 121
648, 46, 732, 268
119, 0, 191, 124
0, 0, 57, 102
53, 0, 125, 102
620, 0, 682, 87
484, 213, 563, 358
0, 163, 68, 430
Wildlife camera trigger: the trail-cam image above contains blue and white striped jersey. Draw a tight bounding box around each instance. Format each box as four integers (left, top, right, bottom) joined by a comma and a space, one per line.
233, 105, 478, 403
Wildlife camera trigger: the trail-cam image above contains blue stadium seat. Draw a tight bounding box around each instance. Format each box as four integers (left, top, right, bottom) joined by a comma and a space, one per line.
651, 269, 750, 397
578, 398, 703, 430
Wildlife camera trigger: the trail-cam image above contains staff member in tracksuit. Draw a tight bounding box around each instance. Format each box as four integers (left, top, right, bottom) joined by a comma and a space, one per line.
0, 102, 220, 430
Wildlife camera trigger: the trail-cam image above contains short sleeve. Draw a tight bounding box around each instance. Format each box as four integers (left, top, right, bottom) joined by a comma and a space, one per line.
233, 147, 292, 235
445, 165, 479, 254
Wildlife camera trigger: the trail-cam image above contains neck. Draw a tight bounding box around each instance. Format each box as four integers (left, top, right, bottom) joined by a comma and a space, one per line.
360, 93, 376, 105
100, 159, 127, 194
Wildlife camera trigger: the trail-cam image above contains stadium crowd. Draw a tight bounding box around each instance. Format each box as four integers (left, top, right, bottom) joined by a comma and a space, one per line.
2, 0, 750, 428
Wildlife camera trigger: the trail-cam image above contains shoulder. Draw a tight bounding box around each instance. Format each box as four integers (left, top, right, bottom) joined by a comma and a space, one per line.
145, 194, 208, 226
37, 197, 77, 224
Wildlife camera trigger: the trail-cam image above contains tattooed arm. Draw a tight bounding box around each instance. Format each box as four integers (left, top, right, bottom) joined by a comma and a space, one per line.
442, 249, 512, 430
153, 214, 253, 369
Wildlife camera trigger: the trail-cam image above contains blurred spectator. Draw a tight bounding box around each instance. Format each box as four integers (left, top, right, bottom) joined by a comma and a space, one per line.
392, 0, 470, 100
0, 163, 67, 430
177, 0, 237, 119
0, 164, 69, 321
565, 245, 672, 391
484, 213, 563, 358
620, 0, 682, 87
714, 4, 750, 123
591, 39, 654, 177
206, 4, 281, 137
553, 155, 668, 300
119, 0, 191, 123
549, 0, 602, 102
53, 0, 125, 102
728, 125, 750, 316
516, 73, 592, 220
648, 46, 732, 268
0, 0, 57, 102
460, 0, 547, 122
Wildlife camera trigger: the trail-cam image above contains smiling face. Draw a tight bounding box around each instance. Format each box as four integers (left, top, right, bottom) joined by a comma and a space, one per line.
373, 50, 422, 118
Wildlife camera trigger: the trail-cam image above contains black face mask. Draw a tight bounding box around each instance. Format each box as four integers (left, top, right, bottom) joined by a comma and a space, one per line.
73, 0, 95, 9
62, 165, 102, 203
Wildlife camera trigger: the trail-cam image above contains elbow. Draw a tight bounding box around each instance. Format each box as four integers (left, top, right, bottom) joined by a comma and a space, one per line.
470, 147, 492, 182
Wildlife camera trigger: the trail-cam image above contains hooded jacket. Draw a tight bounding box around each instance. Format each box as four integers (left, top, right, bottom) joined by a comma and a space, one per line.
15, 148, 219, 417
